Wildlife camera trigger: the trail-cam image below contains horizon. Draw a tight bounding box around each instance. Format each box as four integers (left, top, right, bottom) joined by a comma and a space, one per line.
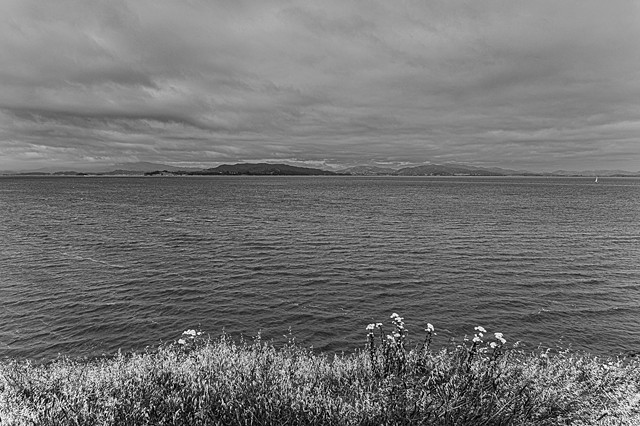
1, 1, 639, 172
3, 159, 638, 175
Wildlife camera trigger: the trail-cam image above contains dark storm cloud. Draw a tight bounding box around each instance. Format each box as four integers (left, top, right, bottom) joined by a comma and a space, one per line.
0, 0, 638, 171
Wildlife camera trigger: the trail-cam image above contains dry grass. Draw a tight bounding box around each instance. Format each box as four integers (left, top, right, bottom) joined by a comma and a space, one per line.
1, 321, 638, 425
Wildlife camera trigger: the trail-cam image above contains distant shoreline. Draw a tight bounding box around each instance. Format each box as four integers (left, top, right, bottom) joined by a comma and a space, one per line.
3, 162, 639, 177
2, 173, 640, 178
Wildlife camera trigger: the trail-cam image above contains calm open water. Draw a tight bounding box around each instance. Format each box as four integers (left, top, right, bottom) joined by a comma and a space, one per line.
1, 176, 639, 361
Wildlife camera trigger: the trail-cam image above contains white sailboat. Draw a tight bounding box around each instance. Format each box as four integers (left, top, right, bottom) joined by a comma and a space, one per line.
594, 176, 598, 183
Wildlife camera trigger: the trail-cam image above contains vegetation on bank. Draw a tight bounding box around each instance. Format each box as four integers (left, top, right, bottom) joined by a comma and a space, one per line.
1, 316, 639, 425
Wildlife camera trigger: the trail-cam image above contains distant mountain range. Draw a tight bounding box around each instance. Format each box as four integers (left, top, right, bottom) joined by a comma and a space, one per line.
338, 166, 398, 175
1, 162, 203, 175
342, 163, 639, 177
549, 169, 640, 177
168, 163, 338, 176
2, 161, 639, 177
393, 164, 531, 176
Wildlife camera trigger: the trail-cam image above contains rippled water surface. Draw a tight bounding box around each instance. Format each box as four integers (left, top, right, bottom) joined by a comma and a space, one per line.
1, 176, 639, 360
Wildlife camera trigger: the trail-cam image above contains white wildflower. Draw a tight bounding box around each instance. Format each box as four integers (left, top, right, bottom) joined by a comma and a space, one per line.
474, 326, 487, 333
366, 323, 375, 331
375, 323, 383, 328
473, 335, 482, 343
178, 339, 186, 345
183, 329, 197, 336
425, 323, 434, 332
490, 342, 497, 349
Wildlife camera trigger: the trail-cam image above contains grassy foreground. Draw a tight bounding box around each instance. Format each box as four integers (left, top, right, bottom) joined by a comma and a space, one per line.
1, 318, 639, 425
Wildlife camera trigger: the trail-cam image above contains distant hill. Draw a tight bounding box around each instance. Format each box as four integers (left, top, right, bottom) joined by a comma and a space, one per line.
550, 169, 640, 177
340, 163, 538, 176
189, 163, 338, 176
339, 166, 398, 175
395, 164, 504, 176
480, 166, 538, 176
3, 162, 203, 175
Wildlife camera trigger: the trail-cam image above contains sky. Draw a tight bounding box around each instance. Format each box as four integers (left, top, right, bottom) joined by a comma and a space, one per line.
1, 0, 639, 172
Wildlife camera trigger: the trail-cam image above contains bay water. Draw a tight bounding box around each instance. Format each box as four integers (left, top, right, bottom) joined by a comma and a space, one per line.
1, 176, 639, 361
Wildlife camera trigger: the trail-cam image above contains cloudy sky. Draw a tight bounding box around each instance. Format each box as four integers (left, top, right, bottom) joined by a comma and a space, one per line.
1, 0, 639, 172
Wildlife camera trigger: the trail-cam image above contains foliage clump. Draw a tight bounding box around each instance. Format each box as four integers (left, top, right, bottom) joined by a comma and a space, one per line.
1, 318, 639, 425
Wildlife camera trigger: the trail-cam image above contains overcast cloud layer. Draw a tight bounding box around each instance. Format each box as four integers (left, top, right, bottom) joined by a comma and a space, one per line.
1, 0, 639, 171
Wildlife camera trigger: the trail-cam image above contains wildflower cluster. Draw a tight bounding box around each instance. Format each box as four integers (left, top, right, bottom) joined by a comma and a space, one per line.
388, 313, 407, 348
365, 322, 383, 335
490, 332, 506, 349
176, 328, 205, 353
423, 322, 436, 353
473, 325, 486, 343
367, 313, 436, 376
459, 325, 509, 372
